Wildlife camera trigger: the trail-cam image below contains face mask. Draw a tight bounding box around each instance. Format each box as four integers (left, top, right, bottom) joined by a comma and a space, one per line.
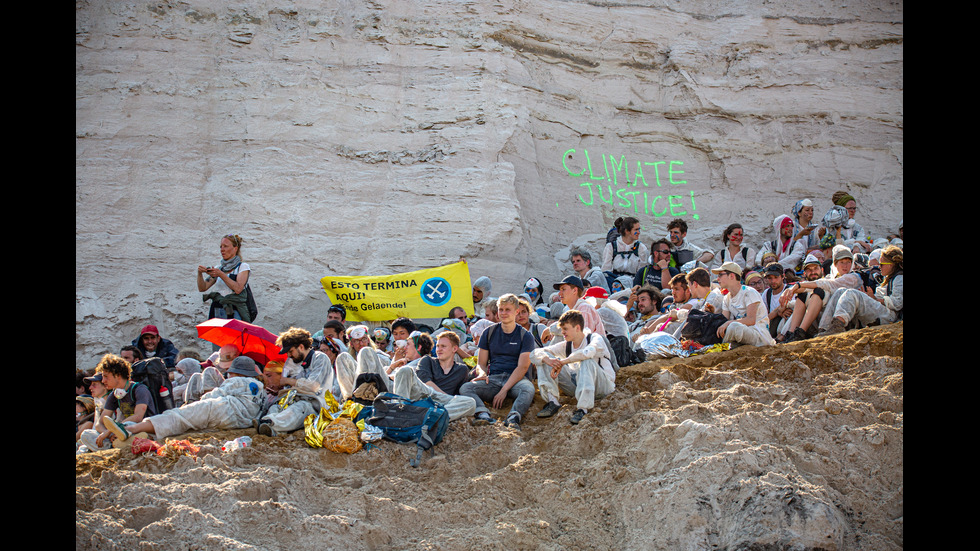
113, 386, 128, 399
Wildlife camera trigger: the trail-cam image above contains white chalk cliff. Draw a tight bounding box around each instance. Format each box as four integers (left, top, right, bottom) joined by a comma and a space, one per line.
76, 0, 902, 365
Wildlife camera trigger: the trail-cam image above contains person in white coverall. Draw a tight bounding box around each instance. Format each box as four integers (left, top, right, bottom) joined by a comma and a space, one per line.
257, 327, 336, 437
103, 356, 265, 441
531, 309, 616, 425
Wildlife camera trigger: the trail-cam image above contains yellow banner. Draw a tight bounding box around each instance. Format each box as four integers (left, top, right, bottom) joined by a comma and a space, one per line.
320, 261, 474, 322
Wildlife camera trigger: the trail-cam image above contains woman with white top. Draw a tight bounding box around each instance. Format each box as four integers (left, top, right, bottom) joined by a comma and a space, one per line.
713, 223, 757, 274
197, 234, 252, 322
601, 216, 649, 279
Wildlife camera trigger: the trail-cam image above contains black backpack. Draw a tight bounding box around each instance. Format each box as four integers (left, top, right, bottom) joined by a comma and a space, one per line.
679, 309, 729, 345
130, 357, 175, 413
228, 272, 259, 322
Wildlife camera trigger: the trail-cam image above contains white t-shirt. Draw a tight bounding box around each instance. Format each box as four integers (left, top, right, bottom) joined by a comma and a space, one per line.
723, 286, 770, 339
207, 262, 250, 296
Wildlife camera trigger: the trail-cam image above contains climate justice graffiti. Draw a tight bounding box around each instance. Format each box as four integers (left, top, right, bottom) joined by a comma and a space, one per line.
561, 149, 700, 220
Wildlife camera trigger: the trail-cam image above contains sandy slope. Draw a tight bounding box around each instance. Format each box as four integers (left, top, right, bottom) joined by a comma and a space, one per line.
77, 323, 902, 550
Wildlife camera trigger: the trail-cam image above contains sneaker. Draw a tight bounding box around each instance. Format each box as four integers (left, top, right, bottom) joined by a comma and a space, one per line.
505, 413, 521, 431
570, 409, 587, 425
472, 412, 494, 426
104, 418, 131, 441
537, 401, 561, 418
257, 422, 277, 437
824, 318, 847, 336
793, 328, 810, 342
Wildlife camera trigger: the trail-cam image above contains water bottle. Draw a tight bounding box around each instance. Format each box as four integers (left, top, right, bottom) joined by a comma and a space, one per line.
221, 435, 252, 451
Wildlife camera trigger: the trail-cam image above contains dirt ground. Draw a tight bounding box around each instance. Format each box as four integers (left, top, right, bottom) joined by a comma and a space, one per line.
76, 323, 903, 550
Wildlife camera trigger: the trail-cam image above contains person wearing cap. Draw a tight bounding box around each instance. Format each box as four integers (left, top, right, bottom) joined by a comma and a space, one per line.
569, 248, 610, 293
459, 294, 537, 430
554, 275, 607, 338
761, 263, 792, 340
712, 262, 776, 347
777, 245, 862, 340
103, 356, 266, 443
130, 325, 180, 369
201, 344, 241, 376
756, 215, 807, 273
77, 370, 114, 451
257, 327, 335, 437
777, 254, 827, 343
531, 309, 616, 425
817, 245, 903, 335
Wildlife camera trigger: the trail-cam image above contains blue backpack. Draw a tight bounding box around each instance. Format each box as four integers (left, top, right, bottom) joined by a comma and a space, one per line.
366, 393, 449, 467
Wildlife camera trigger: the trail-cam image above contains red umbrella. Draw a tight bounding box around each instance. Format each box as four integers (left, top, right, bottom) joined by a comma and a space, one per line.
196, 318, 286, 366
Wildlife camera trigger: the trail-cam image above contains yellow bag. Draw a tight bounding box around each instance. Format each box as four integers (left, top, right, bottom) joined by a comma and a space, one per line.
304, 407, 331, 448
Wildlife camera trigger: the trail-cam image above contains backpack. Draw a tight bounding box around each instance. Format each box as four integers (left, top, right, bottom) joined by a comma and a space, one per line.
679, 309, 729, 345
564, 333, 623, 373
719, 247, 749, 265
351, 372, 389, 406
368, 393, 449, 467
130, 357, 175, 413
228, 271, 259, 322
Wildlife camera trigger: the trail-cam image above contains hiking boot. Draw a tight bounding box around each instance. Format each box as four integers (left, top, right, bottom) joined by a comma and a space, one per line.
104, 418, 131, 441
824, 317, 847, 336
472, 412, 494, 426
792, 328, 810, 342
505, 413, 521, 431
537, 401, 561, 418
570, 409, 587, 425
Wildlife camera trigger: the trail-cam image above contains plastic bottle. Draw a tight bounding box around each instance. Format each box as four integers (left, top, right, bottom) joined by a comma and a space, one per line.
221, 435, 252, 451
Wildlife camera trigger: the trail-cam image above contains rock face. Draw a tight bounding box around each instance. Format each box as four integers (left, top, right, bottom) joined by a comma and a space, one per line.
75, 0, 903, 365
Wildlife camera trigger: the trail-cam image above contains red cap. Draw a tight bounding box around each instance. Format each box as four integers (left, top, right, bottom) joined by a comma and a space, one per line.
584, 287, 609, 299
140, 325, 160, 337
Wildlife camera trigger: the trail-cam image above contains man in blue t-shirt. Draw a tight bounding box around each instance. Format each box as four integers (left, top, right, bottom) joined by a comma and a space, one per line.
459, 294, 537, 430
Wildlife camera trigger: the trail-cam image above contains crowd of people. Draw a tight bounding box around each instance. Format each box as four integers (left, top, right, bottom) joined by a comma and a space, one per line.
76, 193, 903, 451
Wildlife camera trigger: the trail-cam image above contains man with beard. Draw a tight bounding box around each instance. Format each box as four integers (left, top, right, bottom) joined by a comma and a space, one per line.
756, 215, 807, 272
257, 327, 334, 437
777, 254, 829, 342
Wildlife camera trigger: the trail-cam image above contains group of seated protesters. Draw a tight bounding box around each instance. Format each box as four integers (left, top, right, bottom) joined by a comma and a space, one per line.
76, 197, 903, 450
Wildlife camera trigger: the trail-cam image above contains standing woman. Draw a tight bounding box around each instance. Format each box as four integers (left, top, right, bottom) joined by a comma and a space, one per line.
713, 223, 756, 274
601, 216, 649, 280
198, 234, 252, 322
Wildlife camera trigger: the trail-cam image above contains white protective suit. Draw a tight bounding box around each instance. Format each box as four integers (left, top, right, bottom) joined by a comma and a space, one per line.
147, 375, 266, 439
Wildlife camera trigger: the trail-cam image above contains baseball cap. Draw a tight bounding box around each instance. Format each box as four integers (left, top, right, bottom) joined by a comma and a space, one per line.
553, 275, 585, 290
711, 261, 744, 278
140, 325, 160, 337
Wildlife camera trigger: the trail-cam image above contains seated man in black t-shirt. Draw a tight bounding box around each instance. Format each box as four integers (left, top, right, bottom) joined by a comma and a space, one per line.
458, 294, 537, 430
633, 238, 679, 292
90, 354, 158, 449
389, 331, 477, 421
